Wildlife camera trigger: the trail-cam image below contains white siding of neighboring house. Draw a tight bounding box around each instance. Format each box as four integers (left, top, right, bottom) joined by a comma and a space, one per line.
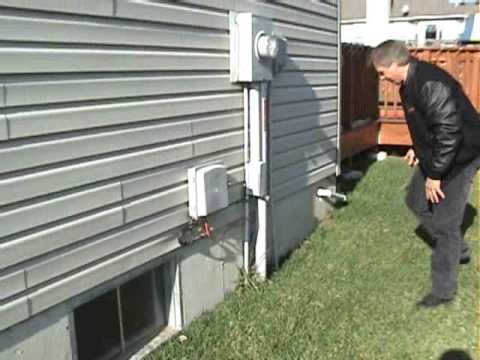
342, 18, 466, 45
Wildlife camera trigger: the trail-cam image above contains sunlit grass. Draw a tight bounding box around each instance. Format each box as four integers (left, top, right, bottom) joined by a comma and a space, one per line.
149, 157, 478, 360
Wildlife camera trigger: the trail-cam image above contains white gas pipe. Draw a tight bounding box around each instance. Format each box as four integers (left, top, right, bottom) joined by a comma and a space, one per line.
316, 188, 348, 203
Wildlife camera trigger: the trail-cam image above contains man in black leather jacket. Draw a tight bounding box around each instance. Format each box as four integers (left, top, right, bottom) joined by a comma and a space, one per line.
370, 40, 480, 307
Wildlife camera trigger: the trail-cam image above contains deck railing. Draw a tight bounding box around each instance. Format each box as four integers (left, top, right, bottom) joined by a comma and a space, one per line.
380, 47, 480, 119
341, 45, 480, 149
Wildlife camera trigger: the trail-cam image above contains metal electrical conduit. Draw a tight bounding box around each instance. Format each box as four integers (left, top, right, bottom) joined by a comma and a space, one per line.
253, 81, 269, 280
243, 82, 270, 279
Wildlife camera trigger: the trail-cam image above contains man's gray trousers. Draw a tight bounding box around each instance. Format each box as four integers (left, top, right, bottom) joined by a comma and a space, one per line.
405, 159, 479, 299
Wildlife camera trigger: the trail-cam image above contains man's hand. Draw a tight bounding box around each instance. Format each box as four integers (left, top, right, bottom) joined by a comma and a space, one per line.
426, 177, 445, 203
404, 148, 418, 167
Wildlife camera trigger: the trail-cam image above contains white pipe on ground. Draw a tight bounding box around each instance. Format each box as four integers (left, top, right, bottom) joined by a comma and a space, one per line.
316, 188, 348, 203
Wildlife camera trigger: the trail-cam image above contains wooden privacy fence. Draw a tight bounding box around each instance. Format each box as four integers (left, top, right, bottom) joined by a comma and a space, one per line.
342, 45, 480, 150
340, 44, 379, 159
341, 44, 379, 130
378, 46, 480, 145
380, 47, 480, 119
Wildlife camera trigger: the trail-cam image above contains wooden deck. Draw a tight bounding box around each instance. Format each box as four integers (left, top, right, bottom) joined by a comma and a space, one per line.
341, 120, 380, 159
340, 118, 412, 161
377, 118, 412, 146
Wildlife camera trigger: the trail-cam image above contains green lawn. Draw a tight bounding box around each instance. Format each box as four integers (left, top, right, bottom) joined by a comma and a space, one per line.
149, 157, 479, 360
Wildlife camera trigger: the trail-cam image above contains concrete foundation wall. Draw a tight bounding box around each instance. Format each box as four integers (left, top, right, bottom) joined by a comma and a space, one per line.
0, 308, 72, 360
273, 177, 335, 262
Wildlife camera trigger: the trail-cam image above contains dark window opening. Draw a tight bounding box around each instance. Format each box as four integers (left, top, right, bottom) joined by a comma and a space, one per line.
426, 25, 437, 41
74, 290, 122, 360
74, 263, 172, 360
120, 272, 156, 342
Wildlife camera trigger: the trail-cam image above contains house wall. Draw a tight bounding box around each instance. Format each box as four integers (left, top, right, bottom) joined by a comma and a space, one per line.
248, 1, 339, 261
0, 1, 339, 358
415, 19, 466, 43
0, 0, 246, 336
341, 23, 368, 44
341, 0, 477, 45
342, 19, 466, 45
342, 0, 478, 21
341, 0, 366, 20
390, 0, 479, 18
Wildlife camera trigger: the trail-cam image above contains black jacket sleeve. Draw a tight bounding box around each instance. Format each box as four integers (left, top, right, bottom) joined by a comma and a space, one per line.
420, 81, 463, 179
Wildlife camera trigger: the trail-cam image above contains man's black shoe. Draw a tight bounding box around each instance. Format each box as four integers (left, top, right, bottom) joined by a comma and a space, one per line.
416, 293, 453, 308
460, 255, 471, 265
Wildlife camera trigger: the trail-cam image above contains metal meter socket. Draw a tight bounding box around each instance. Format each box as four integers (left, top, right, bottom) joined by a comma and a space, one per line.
256, 32, 280, 60
230, 12, 284, 82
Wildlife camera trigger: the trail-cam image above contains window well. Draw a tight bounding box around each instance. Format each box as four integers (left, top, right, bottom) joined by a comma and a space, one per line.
73, 262, 174, 360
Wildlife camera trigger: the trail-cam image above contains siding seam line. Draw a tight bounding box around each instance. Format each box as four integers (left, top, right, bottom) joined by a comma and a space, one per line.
120, 177, 127, 224
120, 180, 127, 224
22, 270, 28, 291
2, 84, 6, 108
5, 117, 10, 141
26, 279, 33, 317
3, 84, 9, 140
113, 0, 118, 17
121, 206, 127, 225
18, 270, 28, 314
120, 181, 126, 201
190, 120, 196, 157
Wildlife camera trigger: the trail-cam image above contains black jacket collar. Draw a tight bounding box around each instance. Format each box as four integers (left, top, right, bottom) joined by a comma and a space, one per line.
401, 58, 418, 92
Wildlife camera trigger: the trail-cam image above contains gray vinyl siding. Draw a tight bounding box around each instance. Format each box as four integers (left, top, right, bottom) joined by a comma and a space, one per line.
267, 2, 338, 201
0, 0, 339, 332
234, 1, 339, 260
217, 0, 339, 201
0, 1, 242, 332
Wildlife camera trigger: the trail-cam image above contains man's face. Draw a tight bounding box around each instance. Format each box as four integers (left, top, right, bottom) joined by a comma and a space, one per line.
375, 63, 403, 84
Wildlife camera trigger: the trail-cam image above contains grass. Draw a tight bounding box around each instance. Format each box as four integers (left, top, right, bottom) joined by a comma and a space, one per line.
148, 157, 479, 360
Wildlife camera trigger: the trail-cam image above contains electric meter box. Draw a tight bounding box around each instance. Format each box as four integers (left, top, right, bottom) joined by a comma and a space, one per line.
188, 164, 229, 219
230, 12, 276, 82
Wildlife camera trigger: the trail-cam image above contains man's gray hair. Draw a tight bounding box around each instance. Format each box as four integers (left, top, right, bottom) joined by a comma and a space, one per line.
369, 40, 411, 68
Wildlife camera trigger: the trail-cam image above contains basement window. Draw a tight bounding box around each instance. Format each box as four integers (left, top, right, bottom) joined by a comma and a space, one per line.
74, 263, 173, 360
74, 289, 122, 360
